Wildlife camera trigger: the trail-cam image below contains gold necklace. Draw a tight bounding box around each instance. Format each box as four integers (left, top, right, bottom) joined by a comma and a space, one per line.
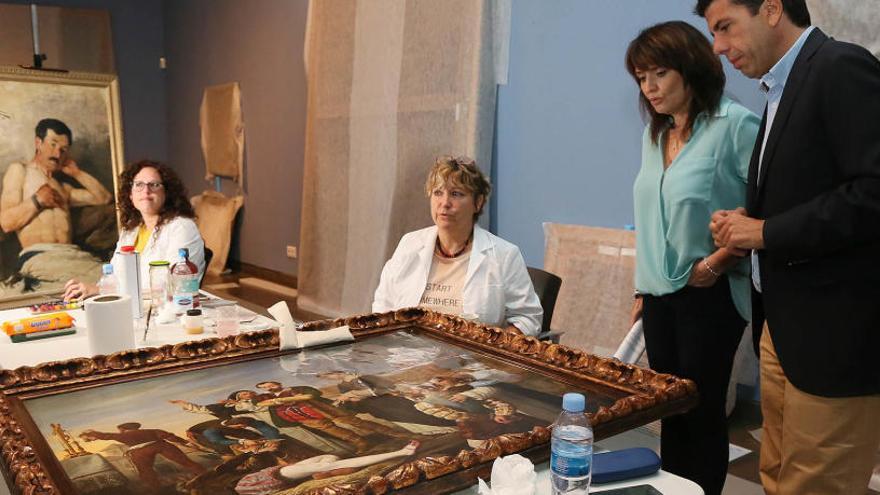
666, 126, 688, 157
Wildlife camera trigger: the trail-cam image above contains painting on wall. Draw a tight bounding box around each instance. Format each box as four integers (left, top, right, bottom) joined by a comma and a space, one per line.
0, 309, 697, 494
0, 66, 124, 303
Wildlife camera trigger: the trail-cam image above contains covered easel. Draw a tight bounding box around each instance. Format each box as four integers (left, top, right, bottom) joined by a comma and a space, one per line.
191, 82, 245, 275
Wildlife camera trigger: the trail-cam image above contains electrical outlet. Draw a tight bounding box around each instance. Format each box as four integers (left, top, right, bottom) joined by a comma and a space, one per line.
286, 245, 297, 258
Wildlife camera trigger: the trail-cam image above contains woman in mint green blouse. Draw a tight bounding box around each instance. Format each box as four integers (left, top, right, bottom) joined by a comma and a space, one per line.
625, 21, 759, 495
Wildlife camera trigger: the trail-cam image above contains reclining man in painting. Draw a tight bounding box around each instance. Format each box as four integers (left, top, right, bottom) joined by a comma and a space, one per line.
0, 118, 113, 294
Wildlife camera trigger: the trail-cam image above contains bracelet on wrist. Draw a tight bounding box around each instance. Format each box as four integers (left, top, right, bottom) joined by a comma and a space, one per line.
703, 258, 721, 277
633, 290, 643, 299
31, 194, 42, 211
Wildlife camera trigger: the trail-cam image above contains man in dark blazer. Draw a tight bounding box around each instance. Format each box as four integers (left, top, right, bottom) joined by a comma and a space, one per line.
696, 0, 880, 493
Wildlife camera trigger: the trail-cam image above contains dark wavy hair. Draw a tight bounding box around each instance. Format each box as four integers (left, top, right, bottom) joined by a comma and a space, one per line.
625, 21, 725, 144
118, 160, 195, 231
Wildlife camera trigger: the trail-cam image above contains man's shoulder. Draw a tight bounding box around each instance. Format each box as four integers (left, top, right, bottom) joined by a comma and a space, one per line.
3, 162, 27, 176
813, 36, 879, 70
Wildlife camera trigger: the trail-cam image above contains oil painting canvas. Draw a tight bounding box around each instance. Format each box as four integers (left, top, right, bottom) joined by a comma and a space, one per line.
0, 66, 123, 303
23, 331, 609, 494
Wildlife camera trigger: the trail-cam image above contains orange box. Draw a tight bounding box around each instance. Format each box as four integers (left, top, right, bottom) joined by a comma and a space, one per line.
3, 312, 75, 336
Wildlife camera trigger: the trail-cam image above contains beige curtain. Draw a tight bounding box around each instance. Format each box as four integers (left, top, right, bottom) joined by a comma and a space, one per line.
298, 0, 506, 317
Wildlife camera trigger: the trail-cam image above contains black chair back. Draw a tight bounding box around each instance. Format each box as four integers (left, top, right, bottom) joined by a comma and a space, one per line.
527, 266, 562, 337
200, 247, 214, 287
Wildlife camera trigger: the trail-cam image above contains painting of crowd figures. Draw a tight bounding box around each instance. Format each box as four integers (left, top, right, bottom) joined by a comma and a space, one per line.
24, 331, 615, 494
0, 66, 123, 302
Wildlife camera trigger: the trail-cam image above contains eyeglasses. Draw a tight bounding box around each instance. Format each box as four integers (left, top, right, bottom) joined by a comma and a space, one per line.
132, 181, 164, 191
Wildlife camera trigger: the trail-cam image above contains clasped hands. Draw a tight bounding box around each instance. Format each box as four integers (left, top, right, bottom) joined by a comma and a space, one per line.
709, 207, 765, 254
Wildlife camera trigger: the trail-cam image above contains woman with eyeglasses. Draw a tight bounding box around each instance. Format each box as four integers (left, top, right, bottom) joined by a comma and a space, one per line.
372, 156, 542, 336
63, 160, 205, 300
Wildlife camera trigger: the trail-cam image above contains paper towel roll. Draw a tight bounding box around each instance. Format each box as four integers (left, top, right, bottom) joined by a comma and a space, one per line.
85, 294, 135, 355
117, 250, 143, 318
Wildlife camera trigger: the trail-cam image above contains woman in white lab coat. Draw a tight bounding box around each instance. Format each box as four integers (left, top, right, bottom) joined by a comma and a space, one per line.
62, 160, 204, 300
372, 156, 542, 336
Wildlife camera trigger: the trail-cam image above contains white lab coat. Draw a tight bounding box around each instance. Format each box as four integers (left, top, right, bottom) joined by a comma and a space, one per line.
372, 225, 542, 336
111, 216, 206, 288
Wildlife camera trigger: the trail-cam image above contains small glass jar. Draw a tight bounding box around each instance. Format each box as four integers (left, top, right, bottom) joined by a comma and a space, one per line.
182, 308, 203, 335
148, 261, 171, 310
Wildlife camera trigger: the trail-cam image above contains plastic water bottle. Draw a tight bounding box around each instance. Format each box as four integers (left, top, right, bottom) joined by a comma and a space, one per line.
97, 263, 118, 295
171, 248, 200, 314
551, 392, 593, 494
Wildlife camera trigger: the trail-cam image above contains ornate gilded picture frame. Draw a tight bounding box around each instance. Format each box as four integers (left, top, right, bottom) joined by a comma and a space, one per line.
0, 66, 124, 304
0, 309, 696, 494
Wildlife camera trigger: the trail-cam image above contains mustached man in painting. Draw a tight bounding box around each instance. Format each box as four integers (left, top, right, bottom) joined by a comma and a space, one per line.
1, 118, 112, 291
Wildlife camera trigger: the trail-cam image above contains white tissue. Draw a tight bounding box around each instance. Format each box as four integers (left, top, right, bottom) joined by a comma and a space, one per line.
268, 301, 353, 350
477, 454, 536, 495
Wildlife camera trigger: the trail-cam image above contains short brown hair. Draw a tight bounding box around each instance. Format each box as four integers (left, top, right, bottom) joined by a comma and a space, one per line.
625, 21, 725, 144
425, 155, 492, 220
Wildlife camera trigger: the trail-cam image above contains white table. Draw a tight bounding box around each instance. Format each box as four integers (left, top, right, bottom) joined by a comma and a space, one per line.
454, 463, 703, 494
0, 297, 278, 370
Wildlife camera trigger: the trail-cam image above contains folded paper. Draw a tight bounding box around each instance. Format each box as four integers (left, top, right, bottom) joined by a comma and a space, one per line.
268, 301, 353, 350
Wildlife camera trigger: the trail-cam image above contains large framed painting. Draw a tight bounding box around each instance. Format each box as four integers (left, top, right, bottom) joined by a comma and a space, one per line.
0, 309, 696, 494
0, 66, 124, 304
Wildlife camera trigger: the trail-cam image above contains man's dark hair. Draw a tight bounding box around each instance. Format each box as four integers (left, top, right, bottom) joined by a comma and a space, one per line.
625, 21, 725, 144
694, 0, 811, 28
35, 118, 73, 144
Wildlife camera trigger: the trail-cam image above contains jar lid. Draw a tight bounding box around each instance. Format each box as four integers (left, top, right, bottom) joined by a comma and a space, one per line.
186, 309, 202, 316
149, 260, 170, 266
120, 245, 135, 253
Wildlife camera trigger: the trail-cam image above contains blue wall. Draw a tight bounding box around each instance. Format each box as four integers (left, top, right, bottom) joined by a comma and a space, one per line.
494, 0, 765, 267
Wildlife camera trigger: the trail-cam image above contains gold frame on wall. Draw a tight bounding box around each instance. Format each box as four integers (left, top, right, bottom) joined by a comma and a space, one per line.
0, 66, 124, 305
0, 308, 696, 494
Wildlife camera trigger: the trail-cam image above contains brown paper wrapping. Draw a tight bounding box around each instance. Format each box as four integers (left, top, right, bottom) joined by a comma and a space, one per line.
543, 223, 645, 365
191, 190, 243, 275
200, 82, 244, 182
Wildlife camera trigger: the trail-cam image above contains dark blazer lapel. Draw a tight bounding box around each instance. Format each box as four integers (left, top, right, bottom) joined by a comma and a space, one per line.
746, 106, 767, 214
756, 28, 828, 191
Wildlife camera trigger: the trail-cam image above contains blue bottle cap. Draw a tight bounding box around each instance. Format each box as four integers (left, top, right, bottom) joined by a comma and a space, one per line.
102, 263, 114, 275
562, 392, 585, 412
624, 224, 636, 231
178, 248, 189, 258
